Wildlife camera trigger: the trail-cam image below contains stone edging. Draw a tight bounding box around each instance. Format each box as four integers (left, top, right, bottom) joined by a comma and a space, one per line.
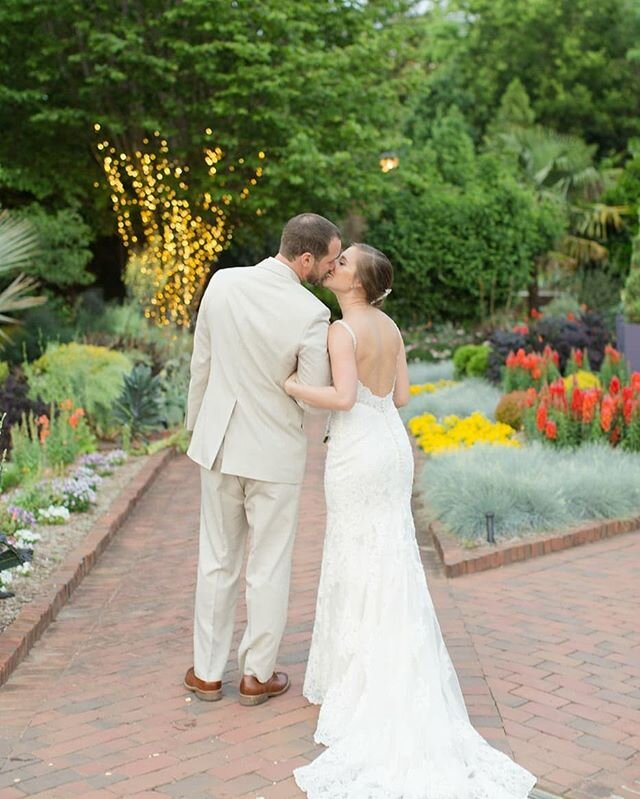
429, 514, 640, 578
0, 447, 175, 688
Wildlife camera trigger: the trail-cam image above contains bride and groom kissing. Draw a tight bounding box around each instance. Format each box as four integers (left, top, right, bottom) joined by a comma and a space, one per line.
183, 213, 537, 798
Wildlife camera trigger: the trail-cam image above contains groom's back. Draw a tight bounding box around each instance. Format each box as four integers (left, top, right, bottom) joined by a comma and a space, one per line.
186, 258, 330, 483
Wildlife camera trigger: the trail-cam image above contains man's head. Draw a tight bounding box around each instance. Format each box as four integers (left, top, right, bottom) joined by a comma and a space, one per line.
277, 213, 341, 285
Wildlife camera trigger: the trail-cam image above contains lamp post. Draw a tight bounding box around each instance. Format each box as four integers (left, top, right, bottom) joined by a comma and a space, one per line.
379, 151, 399, 173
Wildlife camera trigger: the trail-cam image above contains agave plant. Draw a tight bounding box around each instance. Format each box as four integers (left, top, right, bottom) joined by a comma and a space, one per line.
0, 209, 46, 340
113, 364, 166, 443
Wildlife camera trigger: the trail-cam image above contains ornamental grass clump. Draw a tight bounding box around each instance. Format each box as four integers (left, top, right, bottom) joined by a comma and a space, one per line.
407, 360, 455, 384
420, 442, 640, 542
400, 379, 503, 424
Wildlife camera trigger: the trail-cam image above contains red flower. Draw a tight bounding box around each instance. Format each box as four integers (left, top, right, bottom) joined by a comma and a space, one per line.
624, 398, 635, 425
567, 312, 576, 321
549, 378, 567, 410
610, 376, 621, 395
601, 395, 615, 432
574, 349, 583, 367
525, 388, 537, 407
570, 387, 584, 417
632, 372, 640, 392
545, 420, 558, 440
506, 351, 516, 368
512, 324, 529, 335
536, 402, 548, 432
530, 308, 542, 320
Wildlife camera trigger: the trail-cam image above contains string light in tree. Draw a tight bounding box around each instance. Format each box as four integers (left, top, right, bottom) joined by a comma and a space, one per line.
94, 124, 265, 326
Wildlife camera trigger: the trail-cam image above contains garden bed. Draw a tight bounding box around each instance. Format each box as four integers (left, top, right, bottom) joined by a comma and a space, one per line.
0, 454, 149, 633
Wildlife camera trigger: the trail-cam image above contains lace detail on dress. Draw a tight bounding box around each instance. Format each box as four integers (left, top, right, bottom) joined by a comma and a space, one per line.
295, 382, 537, 799
356, 380, 394, 411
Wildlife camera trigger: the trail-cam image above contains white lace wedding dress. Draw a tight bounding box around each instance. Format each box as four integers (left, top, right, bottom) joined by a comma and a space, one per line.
294, 321, 536, 799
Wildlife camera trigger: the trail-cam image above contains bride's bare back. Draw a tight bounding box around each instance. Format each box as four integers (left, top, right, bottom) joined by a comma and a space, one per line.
333, 309, 410, 407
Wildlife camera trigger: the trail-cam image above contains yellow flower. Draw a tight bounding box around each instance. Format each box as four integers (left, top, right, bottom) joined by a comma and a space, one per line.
409, 379, 457, 395
408, 411, 519, 455
563, 370, 601, 391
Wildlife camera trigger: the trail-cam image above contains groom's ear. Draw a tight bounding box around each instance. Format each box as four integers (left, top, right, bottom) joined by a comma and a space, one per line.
298, 252, 314, 274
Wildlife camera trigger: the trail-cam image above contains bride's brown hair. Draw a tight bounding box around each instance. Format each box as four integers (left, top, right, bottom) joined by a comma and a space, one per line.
353, 243, 393, 307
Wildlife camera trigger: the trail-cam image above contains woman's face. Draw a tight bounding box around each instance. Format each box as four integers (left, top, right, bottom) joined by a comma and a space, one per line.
323, 246, 361, 294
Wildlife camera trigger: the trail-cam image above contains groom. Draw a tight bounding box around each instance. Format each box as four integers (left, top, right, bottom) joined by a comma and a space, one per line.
184, 213, 341, 705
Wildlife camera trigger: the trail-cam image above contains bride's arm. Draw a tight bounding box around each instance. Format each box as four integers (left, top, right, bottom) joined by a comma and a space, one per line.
393, 336, 410, 408
285, 324, 357, 411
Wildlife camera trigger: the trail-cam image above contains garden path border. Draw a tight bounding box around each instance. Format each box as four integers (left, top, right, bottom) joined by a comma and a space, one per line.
429, 514, 640, 577
0, 447, 175, 688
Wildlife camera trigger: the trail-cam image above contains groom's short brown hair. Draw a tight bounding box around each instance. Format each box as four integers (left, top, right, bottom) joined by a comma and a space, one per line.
279, 213, 340, 260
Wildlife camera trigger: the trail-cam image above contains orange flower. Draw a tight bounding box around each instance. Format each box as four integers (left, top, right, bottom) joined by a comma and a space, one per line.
604, 344, 621, 364
59, 398, 73, 411
544, 420, 558, 440
600, 395, 615, 432
37, 414, 49, 427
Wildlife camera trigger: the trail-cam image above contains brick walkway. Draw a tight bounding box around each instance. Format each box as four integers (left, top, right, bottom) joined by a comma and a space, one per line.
0, 417, 638, 799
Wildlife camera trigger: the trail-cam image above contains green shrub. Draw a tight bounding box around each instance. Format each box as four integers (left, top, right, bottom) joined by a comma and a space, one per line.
466, 346, 490, 378
453, 344, 490, 378
24, 343, 132, 435
542, 295, 583, 319
622, 268, 640, 323
453, 345, 478, 378
0, 362, 9, 385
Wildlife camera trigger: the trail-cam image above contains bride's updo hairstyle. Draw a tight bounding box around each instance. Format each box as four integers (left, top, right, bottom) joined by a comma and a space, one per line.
353, 243, 393, 308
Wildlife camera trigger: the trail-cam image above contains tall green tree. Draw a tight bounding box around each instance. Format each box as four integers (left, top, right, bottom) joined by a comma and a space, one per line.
0, 0, 422, 254
415, 0, 640, 154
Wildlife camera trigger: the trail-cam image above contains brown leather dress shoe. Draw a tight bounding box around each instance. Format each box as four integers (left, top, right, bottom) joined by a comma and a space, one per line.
239, 671, 290, 706
184, 667, 222, 701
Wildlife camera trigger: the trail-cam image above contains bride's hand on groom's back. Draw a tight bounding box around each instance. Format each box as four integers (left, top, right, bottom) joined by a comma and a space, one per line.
284, 373, 299, 396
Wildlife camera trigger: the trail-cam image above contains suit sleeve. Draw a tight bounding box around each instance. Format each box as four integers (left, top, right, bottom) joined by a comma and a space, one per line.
295, 306, 331, 414
185, 289, 212, 431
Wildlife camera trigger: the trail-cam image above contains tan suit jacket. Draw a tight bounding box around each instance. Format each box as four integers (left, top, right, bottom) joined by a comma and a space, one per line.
186, 257, 330, 483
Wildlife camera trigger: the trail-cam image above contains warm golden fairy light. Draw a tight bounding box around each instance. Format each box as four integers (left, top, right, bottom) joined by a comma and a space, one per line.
96, 128, 265, 326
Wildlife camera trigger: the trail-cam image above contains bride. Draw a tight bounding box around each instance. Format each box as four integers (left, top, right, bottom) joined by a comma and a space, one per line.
284, 243, 536, 799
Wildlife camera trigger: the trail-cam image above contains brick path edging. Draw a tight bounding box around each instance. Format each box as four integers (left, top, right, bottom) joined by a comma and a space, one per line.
429, 513, 640, 578
0, 447, 175, 688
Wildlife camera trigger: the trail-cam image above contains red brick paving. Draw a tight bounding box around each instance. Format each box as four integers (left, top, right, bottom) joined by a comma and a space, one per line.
0, 416, 638, 798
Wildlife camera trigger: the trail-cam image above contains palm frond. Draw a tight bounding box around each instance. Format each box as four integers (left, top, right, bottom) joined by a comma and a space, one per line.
0, 210, 39, 274
574, 203, 630, 240
0, 274, 47, 340
561, 234, 609, 265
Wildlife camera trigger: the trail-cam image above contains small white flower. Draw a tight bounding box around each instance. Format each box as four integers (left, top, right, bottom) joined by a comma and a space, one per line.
38, 505, 71, 524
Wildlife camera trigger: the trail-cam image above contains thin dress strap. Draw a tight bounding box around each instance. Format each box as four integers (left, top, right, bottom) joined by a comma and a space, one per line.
334, 319, 357, 351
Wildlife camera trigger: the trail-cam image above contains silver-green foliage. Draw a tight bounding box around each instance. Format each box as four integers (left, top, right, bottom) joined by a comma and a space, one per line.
400, 378, 502, 424
407, 360, 455, 383
420, 443, 640, 541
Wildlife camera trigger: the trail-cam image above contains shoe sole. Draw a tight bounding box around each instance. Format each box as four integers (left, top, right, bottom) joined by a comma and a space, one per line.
184, 679, 222, 702
239, 678, 291, 707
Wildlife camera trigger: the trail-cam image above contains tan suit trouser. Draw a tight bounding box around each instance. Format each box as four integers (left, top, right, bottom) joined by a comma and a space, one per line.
194, 453, 301, 683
